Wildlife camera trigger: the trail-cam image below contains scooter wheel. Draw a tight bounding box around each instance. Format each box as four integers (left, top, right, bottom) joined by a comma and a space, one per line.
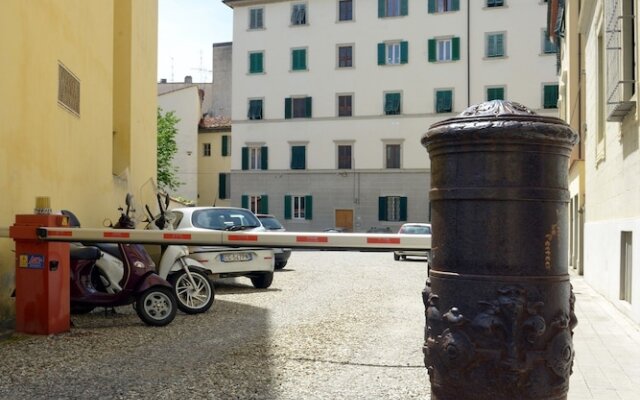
170, 270, 215, 314
135, 286, 177, 326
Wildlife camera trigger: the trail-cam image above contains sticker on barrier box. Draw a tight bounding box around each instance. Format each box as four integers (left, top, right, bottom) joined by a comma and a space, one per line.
18, 254, 45, 269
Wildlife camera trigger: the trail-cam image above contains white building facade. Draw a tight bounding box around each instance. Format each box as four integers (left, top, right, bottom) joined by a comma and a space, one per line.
577, 0, 640, 323
224, 0, 559, 232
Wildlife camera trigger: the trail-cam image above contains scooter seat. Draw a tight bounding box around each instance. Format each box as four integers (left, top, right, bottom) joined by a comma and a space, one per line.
93, 243, 121, 259
70, 246, 102, 261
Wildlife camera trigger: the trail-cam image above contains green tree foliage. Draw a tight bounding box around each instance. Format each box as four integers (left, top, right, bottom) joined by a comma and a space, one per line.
157, 108, 182, 191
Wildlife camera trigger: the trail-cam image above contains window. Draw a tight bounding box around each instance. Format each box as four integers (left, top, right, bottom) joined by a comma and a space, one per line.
338, 45, 353, 68
338, 0, 353, 21
218, 173, 230, 199
285, 195, 313, 220
378, 41, 408, 65
486, 33, 505, 57
221, 135, 230, 156
243, 195, 268, 214
291, 48, 307, 71
486, 0, 504, 7
428, 37, 460, 62
337, 144, 352, 169
542, 29, 557, 54
378, 0, 407, 18
285, 97, 312, 118
203, 143, 211, 157
384, 92, 401, 115
249, 8, 264, 29
338, 94, 352, 117
428, 0, 460, 13
378, 196, 407, 222
385, 143, 401, 168
290, 145, 306, 170
241, 145, 268, 170
247, 99, 263, 120
436, 90, 453, 113
435, 90, 453, 112
249, 52, 264, 74
543, 84, 559, 109
486, 87, 505, 101
291, 3, 307, 25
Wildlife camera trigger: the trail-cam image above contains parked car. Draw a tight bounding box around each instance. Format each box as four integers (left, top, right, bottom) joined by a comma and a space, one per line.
322, 227, 346, 233
394, 223, 432, 263
170, 207, 275, 288
256, 214, 292, 270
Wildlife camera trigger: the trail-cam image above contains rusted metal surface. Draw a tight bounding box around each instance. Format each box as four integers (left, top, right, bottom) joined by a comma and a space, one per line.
421, 101, 578, 400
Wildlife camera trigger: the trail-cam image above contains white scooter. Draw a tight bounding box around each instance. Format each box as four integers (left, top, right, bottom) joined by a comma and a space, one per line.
144, 194, 215, 314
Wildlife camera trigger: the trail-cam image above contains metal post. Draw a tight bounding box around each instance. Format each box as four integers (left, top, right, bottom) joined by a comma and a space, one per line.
421, 101, 578, 400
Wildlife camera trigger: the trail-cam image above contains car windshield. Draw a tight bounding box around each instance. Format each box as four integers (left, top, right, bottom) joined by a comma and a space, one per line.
192, 209, 261, 230
259, 216, 283, 230
400, 225, 431, 234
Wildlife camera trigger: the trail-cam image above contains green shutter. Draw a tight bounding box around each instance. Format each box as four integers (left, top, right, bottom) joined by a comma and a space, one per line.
249, 52, 263, 73
241, 195, 248, 209
399, 197, 407, 221
292, 49, 306, 70
284, 195, 292, 219
400, 0, 408, 16
452, 37, 460, 61
305, 97, 312, 117
260, 195, 269, 214
378, 43, 386, 65
291, 146, 305, 169
428, 0, 436, 13
400, 41, 408, 64
378, 197, 387, 221
544, 85, 559, 108
378, 0, 385, 17
221, 135, 229, 156
452, 0, 460, 11
305, 195, 313, 220
428, 39, 436, 62
218, 173, 227, 199
487, 87, 504, 101
261, 146, 268, 170
285, 97, 292, 119
241, 147, 249, 170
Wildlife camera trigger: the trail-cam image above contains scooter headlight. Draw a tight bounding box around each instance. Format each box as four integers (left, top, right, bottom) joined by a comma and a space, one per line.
133, 261, 146, 269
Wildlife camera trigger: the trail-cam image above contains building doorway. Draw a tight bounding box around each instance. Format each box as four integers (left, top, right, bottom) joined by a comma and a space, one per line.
335, 209, 354, 232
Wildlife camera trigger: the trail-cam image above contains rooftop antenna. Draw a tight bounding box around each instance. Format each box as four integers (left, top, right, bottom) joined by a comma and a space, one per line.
191, 49, 212, 82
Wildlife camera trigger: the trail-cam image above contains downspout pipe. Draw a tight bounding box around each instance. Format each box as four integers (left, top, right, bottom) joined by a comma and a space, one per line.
467, 0, 471, 107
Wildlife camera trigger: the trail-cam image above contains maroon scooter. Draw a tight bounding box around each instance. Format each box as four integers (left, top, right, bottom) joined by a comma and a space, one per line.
65, 194, 177, 327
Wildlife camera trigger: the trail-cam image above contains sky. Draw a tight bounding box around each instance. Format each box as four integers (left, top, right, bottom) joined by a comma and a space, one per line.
157, 0, 233, 83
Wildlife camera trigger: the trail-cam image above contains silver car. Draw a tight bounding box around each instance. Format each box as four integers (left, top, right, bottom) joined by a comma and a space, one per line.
394, 223, 432, 262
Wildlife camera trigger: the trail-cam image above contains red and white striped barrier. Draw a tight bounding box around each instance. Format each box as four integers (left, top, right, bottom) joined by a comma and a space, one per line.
18, 227, 431, 252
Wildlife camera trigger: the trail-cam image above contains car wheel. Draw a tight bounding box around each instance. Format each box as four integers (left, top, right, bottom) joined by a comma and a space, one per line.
393, 254, 400, 261
401, 255, 407, 261
275, 261, 287, 270
251, 272, 274, 289
135, 286, 177, 326
170, 269, 215, 314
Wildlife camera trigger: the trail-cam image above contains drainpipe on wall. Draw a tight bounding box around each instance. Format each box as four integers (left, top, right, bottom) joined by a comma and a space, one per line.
467, 0, 471, 107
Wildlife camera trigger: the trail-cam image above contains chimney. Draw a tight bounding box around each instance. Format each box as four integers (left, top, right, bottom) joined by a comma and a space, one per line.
184, 75, 193, 83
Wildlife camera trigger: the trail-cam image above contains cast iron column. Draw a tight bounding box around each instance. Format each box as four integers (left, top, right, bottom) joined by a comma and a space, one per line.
421, 101, 578, 400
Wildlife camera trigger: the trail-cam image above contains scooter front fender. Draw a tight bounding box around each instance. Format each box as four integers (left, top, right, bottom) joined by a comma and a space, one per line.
137, 272, 173, 293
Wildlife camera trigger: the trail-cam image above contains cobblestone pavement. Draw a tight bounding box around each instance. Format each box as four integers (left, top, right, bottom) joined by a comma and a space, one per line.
2, 252, 638, 399
0, 251, 431, 400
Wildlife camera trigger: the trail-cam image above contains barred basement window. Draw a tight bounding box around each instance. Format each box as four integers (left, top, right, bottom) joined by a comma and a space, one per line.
58, 63, 80, 116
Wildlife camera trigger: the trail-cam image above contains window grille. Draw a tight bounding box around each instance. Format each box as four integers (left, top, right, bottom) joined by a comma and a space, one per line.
605, 0, 636, 121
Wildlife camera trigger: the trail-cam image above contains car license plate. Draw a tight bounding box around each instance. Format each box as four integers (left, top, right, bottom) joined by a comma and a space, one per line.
221, 252, 252, 262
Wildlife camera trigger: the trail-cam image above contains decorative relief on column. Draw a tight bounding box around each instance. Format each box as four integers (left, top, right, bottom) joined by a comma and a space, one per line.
423, 283, 578, 399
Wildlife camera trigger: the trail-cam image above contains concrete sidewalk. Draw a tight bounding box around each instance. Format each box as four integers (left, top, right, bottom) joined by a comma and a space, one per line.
569, 272, 640, 399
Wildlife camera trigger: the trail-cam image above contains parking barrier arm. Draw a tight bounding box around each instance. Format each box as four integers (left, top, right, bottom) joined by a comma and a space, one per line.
0, 226, 432, 252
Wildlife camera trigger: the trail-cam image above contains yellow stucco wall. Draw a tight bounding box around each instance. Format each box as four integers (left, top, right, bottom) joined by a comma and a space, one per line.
0, 0, 158, 327
198, 131, 232, 207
